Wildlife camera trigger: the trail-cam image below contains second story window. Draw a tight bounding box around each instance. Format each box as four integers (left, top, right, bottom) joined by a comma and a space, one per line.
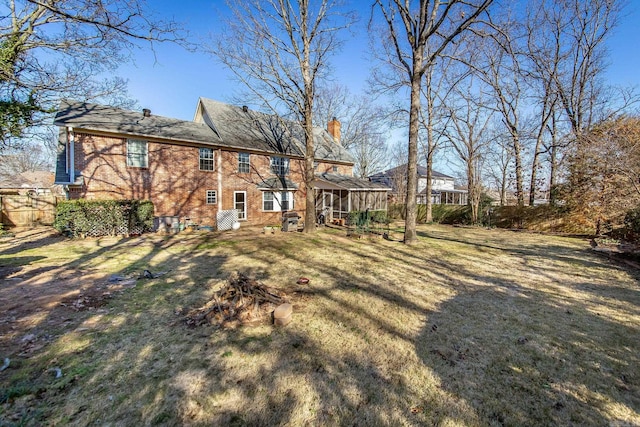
126, 139, 148, 168
199, 148, 214, 171
270, 156, 289, 175
238, 152, 250, 173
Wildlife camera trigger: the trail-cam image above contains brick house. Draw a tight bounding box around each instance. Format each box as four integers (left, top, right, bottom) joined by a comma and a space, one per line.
54, 98, 389, 228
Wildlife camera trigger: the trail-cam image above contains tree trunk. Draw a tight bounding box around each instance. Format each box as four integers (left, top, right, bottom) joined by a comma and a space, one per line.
425, 151, 433, 222
404, 69, 422, 244
424, 77, 434, 223
467, 162, 479, 224
529, 136, 543, 206
513, 134, 524, 207
549, 115, 558, 206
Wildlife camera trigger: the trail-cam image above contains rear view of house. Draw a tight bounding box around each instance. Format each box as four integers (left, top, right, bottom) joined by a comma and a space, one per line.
54, 98, 389, 229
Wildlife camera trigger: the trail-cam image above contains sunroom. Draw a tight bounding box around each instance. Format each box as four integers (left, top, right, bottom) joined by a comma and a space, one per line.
313, 173, 390, 224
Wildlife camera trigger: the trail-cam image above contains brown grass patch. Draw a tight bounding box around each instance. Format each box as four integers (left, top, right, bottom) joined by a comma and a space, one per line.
0, 225, 638, 426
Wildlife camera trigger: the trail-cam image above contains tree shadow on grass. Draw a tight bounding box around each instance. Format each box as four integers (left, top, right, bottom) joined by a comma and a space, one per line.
416, 279, 640, 426
9, 226, 635, 426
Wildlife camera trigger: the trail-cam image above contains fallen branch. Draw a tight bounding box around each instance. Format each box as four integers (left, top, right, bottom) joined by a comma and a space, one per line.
184, 272, 287, 328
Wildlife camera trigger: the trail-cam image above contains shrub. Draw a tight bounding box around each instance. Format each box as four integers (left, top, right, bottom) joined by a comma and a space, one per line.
429, 204, 469, 224
54, 199, 154, 238
624, 206, 640, 241
347, 210, 389, 231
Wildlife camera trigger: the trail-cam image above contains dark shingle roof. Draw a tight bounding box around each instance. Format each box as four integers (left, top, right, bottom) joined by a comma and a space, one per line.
314, 173, 390, 191
257, 177, 299, 190
196, 98, 354, 163
54, 101, 220, 145
369, 164, 455, 180
54, 99, 355, 165
0, 170, 54, 189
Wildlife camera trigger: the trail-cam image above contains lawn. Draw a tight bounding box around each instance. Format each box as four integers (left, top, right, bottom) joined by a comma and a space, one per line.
0, 224, 638, 426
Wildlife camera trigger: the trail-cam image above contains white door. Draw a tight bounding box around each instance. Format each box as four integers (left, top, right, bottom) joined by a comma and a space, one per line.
234, 191, 246, 220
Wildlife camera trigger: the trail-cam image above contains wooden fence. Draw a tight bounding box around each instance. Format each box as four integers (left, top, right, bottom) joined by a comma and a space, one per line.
0, 195, 59, 227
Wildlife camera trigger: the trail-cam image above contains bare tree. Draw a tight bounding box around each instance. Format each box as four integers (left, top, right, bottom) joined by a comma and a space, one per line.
484, 130, 513, 206
313, 84, 389, 177
417, 46, 459, 222
0, 0, 188, 146
388, 139, 408, 203
372, 0, 493, 244
445, 80, 493, 223
552, 0, 622, 136
458, 9, 530, 206
212, 0, 354, 233
0, 142, 50, 180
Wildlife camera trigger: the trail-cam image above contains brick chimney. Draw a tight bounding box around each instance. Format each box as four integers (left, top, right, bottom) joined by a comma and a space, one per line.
327, 117, 341, 145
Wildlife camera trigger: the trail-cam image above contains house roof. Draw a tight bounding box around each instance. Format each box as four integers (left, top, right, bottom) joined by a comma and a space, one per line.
369, 164, 455, 180
54, 99, 354, 163
313, 173, 391, 191
54, 101, 221, 146
195, 98, 354, 163
0, 170, 55, 189
257, 177, 299, 191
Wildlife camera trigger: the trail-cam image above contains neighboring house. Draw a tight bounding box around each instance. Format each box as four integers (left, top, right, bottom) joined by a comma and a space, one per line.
0, 171, 63, 196
369, 164, 468, 205
53, 98, 389, 228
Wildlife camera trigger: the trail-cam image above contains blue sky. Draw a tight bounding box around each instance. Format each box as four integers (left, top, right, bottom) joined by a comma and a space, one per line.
119, 1, 640, 135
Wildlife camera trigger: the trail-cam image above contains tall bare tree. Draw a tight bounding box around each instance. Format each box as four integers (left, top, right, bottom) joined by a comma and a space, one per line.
0, 0, 187, 146
313, 84, 389, 177
372, 0, 493, 243
484, 130, 513, 206
418, 46, 459, 222
0, 142, 50, 180
453, 6, 533, 207
213, 0, 354, 233
445, 79, 493, 223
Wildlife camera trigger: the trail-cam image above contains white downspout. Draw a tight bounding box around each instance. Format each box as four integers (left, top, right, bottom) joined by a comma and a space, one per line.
67, 126, 75, 184
217, 149, 222, 214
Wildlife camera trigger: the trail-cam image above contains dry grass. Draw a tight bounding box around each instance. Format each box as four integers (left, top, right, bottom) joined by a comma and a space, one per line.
0, 224, 638, 426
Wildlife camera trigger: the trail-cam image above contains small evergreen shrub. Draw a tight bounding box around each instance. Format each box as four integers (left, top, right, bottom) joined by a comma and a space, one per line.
54, 199, 154, 238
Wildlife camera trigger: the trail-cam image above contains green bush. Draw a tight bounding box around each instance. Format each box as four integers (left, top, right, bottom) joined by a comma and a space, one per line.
430, 204, 469, 224
54, 199, 154, 238
347, 210, 389, 231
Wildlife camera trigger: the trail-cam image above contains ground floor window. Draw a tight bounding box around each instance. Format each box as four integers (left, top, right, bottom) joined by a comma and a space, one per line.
206, 190, 217, 204
262, 191, 294, 211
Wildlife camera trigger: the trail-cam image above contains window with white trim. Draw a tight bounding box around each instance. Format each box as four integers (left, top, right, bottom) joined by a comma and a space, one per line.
238, 152, 250, 173
127, 139, 148, 168
235, 191, 247, 220
262, 191, 294, 211
270, 156, 289, 175
199, 148, 214, 171
206, 190, 217, 205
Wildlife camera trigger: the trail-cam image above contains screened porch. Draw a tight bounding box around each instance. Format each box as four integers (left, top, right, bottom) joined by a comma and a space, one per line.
313, 173, 390, 224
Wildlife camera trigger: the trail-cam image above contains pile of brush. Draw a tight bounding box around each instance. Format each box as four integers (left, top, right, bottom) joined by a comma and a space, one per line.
184, 272, 287, 327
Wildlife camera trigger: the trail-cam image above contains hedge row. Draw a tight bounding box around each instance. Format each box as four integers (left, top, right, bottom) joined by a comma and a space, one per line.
54, 199, 154, 238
